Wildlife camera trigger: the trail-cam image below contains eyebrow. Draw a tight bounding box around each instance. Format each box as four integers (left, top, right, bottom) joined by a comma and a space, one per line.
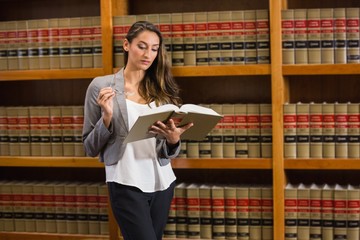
138, 41, 160, 47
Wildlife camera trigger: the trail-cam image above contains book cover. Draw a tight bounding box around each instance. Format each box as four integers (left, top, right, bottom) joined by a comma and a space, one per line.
224, 186, 237, 239
334, 8, 347, 64
38, 18, 50, 69
261, 186, 273, 240
6, 21, 19, 70
297, 183, 310, 240
244, 10, 257, 64
294, 9, 308, 64
92, 16, 102, 68
307, 9, 321, 64
309, 102, 323, 158
124, 103, 222, 144
0, 21, 8, 70
309, 183, 322, 240
236, 185, 249, 239
49, 106, 63, 156
320, 8, 334, 64
347, 103, 360, 158
49, 18, 60, 69
0, 106, 9, 156
296, 102, 310, 158
347, 184, 360, 240
175, 182, 188, 238
247, 103, 260, 158
219, 11, 233, 65
285, 183, 298, 240
249, 186, 261, 240
222, 104, 235, 158
17, 106, 30, 156
80, 17, 94, 68
333, 184, 347, 240
86, 183, 100, 235
17, 20, 29, 70
256, 9, 270, 64
207, 11, 221, 65
322, 102, 335, 158
334, 102, 348, 158
195, 12, 209, 66
69, 17, 82, 69
186, 183, 201, 238
159, 13, 172, 66
260, 103, 272, 158
232, 10, 245, 65
183, 12, 196, 66
321, 184, 334, 240
209, 104, 224, 158
235, 104, 248, 158
58, 18, 71, 69
171, 13, 184, 66
282, 9, 295, 64
199, 184, 212, 239
212, 185, 225, 239
6, 107, 20, 156
346, 8, 360, 63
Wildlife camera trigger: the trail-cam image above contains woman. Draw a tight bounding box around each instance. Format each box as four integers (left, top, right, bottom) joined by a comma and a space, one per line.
82, 21, 193, 239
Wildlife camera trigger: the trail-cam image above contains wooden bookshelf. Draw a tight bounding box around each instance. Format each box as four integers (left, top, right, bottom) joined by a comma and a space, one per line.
285, 159, 360, 170
0, 232, 108, 240
0, 157, 103, 168
171, 158, 272, 169
283, 64, 360, 75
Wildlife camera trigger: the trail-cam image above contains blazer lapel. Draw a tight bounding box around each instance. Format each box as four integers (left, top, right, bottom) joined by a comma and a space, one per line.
114, 68, 129, 131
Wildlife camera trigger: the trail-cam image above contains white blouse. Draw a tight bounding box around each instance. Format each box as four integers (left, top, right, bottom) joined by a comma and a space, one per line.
105, 100, 176, 192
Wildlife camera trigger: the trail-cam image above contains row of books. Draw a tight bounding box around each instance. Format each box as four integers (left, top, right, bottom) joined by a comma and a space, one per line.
0, 16, 103, 71
285, 183, 360, 240
282, 8, 360, 65
177, 103, 272, 159
0, 180, 109, 235
0, 106, 85, 157
113, 10, 270, 67
284, 102, 360, 159
164, 183, 273, 239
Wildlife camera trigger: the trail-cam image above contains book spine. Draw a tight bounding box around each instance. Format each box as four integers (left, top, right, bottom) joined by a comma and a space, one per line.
39, 107, 51, 156
86, 184, 100, 235
346, 8, 360, 63
219, 11, 233, 65
0, 106, 9, 155
307, 9, 321, 64
224, 187, 237, 239
33, 183, 46, 232
236, 186, 249, 239
112, 16, 125, 68
175, 183, 188, 238
80, 17, 94, 68
333, 185, 347, 240
159, 13, 172, 66
38, 19, 50, 69
282, 9, 295, 64
294, 9, 308, 64
322, 103, 336, 158
347, 103, 360, 158
72, 106, 85, 157
334, 8, 347, 64
296, 102, 310, 158
0, 22, 8, 70
6, 21, 19, 70
2, 182, 15, 231
249, 187, 262, 240
210, 104, 223, 158
244, 10, 257, 64
285, 184, 297, 240
235, 104, 248, 158
6, 107, 20, 156
61, 106, 75, 156
309, 103, 323, 158
43, 184, 56, 233
320, 8, 335, 64
207, 11, 221, 65
98, 183, 109, 235
69, 17, 82, 69
12, 183, 25, 232
198, 105, 211, 157
322, 185, 334, 240
49, 18, 60, 69
186, 140, 199, 158
200, 185, 212, 239
309, 184, 322, 240
28, 20, 40, 69
183, 12, 196, 66
64, 183, 78, 234
50, 106, 63, 156
297, 185, 310, 240
17, 20, 29, 70
212, 186, 225, 239
17, 107, 31, 156
232, 10, 245, 65
247, 104, 260, 158
54, 183, 67, 233
260, 103, 272, 158
75, 184, 89, 234
171, 13, 184, 66
334, 103, 348, 158
164, 195, 177, 238
256, 9, 270, 64
186, 185, 201, 238
195, 12, 209, 66
222, 104, 235, 158
347, 185, 360, 240
58, 18, 71, 69
22, 183, 36, 232
92, 16, 102, 68
261, 186, 273, 240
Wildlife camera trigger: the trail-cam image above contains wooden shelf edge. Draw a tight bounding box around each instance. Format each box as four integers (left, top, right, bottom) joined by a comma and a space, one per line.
171, 65, 271, 77
285, 158, 360, 170
0, 156, 103, 168
0, 232, 108, 240
283, 64, 360, 75
171, 158, 272, 169
0, 69, 105, 81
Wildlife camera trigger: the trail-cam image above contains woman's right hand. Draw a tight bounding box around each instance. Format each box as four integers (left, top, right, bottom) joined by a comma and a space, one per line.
97, 87, 116, 128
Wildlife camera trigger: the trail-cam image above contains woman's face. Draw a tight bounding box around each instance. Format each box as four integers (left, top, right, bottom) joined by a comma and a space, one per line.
124, 30, 160, 71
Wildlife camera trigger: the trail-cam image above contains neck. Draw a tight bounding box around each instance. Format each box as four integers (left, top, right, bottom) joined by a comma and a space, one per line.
123, 67, 145, 86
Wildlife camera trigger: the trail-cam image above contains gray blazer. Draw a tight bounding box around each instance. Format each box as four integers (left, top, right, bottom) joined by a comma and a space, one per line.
82, 68, 180, 166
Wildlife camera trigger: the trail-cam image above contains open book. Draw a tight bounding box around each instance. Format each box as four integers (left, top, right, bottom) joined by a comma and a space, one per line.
124, 104, 222, 143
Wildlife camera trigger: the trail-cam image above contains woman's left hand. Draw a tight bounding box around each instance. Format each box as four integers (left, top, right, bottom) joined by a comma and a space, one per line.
148, 119, 193, 145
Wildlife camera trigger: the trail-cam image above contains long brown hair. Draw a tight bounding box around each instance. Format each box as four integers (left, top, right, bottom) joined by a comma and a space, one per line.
124, 21, 181, 106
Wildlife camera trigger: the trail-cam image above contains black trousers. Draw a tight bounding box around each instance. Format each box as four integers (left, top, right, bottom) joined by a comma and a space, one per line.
107, 181, 176, 240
